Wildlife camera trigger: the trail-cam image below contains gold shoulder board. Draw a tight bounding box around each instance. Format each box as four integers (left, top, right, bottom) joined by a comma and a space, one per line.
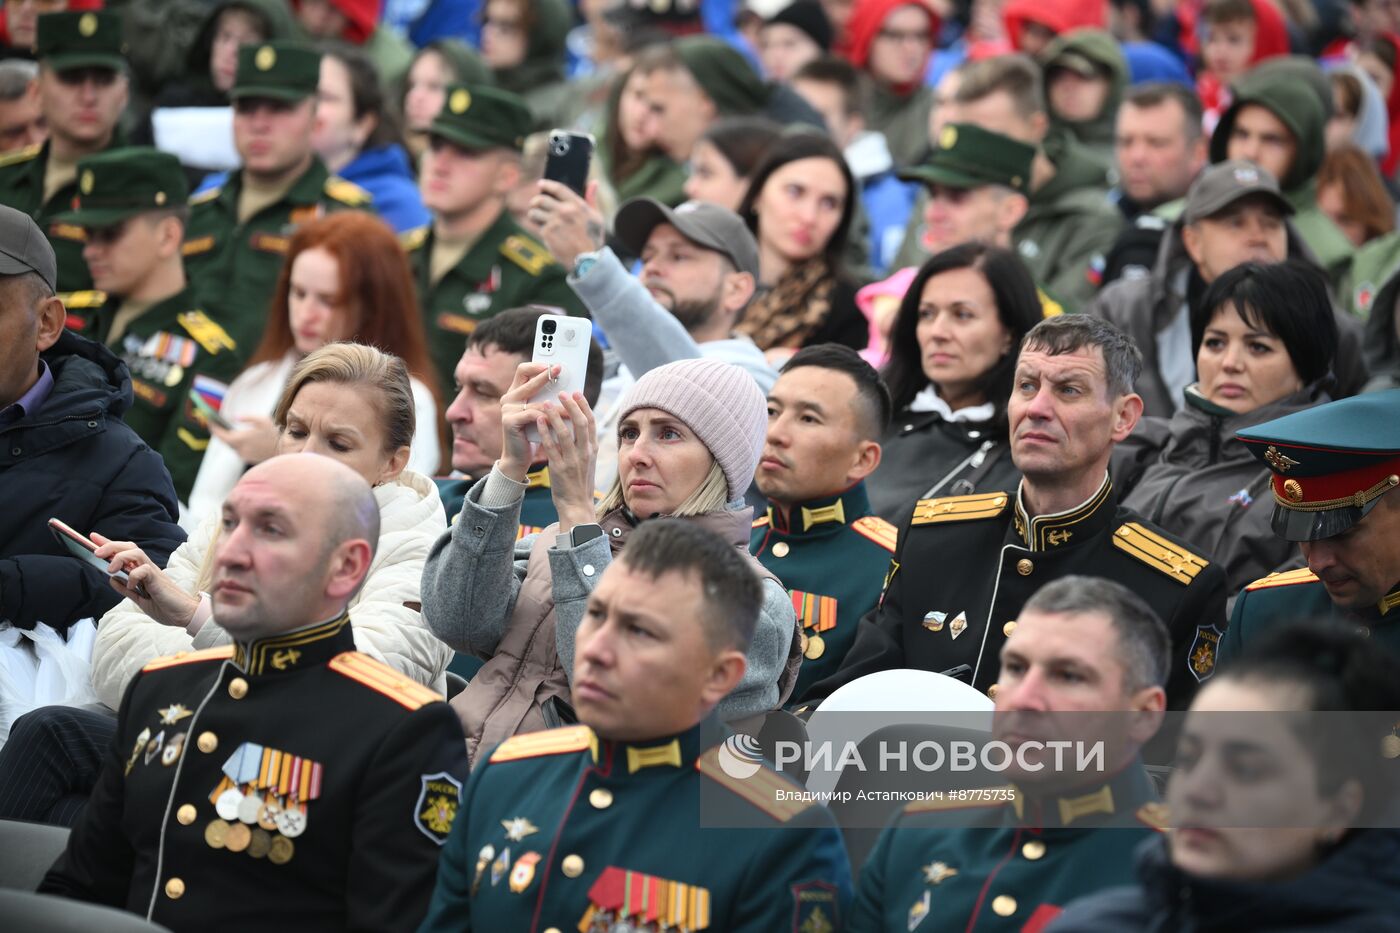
324, 176, 372, 206
752, 515, 770, 529
328, 652, 441, 710
178, 310, 236, 355
0, 144, 40, 168
903, 786, 1014, 814
399, 225, 429, 251
489, 724, 598, 763
59, 290, 107, 309
189, 186, 222, 206
1244, 567, 1319, 592
696, 748, 813, 823
910, 492, 1009, 526
852, 515, 898, 551
142, 646, 235, 672
500, 234, 554, 276
1112, 522, 1209, 585
1136, 801, 1169, 832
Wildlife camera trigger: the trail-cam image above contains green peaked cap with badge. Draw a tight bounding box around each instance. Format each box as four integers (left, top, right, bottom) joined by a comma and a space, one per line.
55, 147, 190, 229
898, 122, 1036, 194
231, 41, 321, 102
36, 10, 126, 72
429, 84, 530, 153
1238, 388, 1400, 541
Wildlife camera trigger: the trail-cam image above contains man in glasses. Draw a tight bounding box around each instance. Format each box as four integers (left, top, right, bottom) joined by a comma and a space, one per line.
0, 10, 127, 299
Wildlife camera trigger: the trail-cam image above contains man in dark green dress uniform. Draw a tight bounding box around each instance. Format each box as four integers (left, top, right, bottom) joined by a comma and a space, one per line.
0, 11, 127, 299
419, 519, 852, 932
1220, 389, 1400, 664
405, 84, 583, 401
55, 147, 246, 502
848, 577, 1170, 933
182, 41, 372, 334
750, 345, 899, 702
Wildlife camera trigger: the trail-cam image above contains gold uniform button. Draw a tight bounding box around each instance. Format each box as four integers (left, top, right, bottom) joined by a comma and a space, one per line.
176, 804, 197, 825
228, 677, 248, 699
1003, 621, 1017, 637
772, 542, 790, 558
1022, 839, 1046, 860
986, 683, 999, 700
196, 731, 218, 753
561, 854, 585, 878
992, 894, 1017, 916
589, 788, 613, 809
1016, 558, 1034, 576
165, 878, 185, 899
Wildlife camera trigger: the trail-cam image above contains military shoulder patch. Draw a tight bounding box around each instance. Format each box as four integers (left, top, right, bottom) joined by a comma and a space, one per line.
177, 310, 236, 355
48, 223, 86, 243
851, 515, 897, 551
696, 747, 813, 823
911, 492, 1009, 526
902, 786, 1014, 814
1136, 801, 1169, 832
500, 234, 556, 276
328, 651, 442, 710
752, 514, 770, 529
399, 225, 428, 252
414, 771, 463, 845
0, 143, 40, 167
489, 724, 598, 764
59, 290, 107, 309
181, 235, 216, 256
1112, 522, 1209, 585
792, 881, 841, 933
1244, 567, 1320, 591
324, 176, 373, 206
189, 186, 222, 206
142, 646, 235, 672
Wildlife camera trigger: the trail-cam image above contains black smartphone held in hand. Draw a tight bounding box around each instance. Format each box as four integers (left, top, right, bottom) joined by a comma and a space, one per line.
543, 130, 595, 197
48, 517, 147, 597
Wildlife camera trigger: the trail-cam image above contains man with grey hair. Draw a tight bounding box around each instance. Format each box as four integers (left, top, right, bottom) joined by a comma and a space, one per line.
0, 59, 45, 154
41, 454, 468, 932
849, 574, 1170, 932
803, 315, 1226, 710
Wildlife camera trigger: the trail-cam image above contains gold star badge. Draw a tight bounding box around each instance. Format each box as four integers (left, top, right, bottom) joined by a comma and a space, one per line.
449, 88, 471, 114
255, 45, 276, 71
923, 860, 958, 884
501, 816, 538, 841
157, 704, 193, 725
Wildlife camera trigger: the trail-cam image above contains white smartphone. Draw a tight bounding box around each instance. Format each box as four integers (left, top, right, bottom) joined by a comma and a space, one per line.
47, 517, 148, 597
525, 313, 591, 444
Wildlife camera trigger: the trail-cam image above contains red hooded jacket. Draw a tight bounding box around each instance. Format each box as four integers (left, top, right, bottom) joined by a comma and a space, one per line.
1002, 0, 1103, 50
295, 0, 379, 45
0, 0, 104, 47
1195, 0, 1289, 119
840, 0, 940, 93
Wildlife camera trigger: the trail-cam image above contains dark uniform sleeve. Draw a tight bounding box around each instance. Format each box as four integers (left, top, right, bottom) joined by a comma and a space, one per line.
844, 813, 894, 932
729, 808, 853, 931
348, 701, 469, 933
800, 546, 908, 704
152, 338, 246, 503
1217, 588, 1251, 669
416, 752, 495, 933
1160, 562, 1229, 710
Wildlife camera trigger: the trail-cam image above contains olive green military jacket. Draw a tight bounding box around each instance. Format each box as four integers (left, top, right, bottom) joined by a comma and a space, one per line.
182, 159, 372, 333
403, 211, 585, 400
63, 285, 248, 502
0, 137, 124, 297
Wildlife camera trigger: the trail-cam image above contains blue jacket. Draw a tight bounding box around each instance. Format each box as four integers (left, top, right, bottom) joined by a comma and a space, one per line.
338, 144, 430, 234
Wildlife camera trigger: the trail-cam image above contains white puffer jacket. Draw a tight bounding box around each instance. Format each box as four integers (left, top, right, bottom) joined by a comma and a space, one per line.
90, 470, 453, 709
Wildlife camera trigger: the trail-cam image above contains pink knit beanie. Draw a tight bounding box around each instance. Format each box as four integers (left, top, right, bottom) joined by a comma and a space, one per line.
616, 359, 768, 501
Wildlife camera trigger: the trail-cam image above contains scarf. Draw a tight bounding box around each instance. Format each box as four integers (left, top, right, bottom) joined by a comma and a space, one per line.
737, 259, 836, 350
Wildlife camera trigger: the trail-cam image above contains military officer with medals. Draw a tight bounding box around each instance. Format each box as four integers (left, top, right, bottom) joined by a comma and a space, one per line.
749, 345, 899, 702
419, 519, 852, 933
405, 84, 584, 401
54, 147, 248, 502
182, 41, 373, 333
40, 455, 469, 932
1220, 389, 1400, 664
848, 577, 1169, 933
808, 316, 1227, 710
0, 11, 128, 298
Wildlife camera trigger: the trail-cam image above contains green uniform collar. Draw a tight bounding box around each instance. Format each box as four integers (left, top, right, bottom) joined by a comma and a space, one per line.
231, 612, 354, 677
214, 156, 332, 215
96, 284, 199, 345
431, 207, 519, 283
597, 716, 709, 777
764, 482, 873, 538
1010, 758, 1157, 829
1012, 473, 1115, 552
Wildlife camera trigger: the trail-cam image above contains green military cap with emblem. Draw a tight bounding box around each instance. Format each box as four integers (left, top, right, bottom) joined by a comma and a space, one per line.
898, 122, 1036, 194
54, 148, 189, 229
1239, 388, 1400, 541
36, 10, 126, 71
231, 41, 321, 102
429, 84, 530, 153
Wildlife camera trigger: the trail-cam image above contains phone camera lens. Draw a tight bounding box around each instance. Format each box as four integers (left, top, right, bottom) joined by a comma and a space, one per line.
542, 319, 557, 335
551, 135, 569, 156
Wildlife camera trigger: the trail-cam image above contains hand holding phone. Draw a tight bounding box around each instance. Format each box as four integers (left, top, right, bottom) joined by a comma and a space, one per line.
189, 389, 234, 431
525, 314, 591, 445
48, 518, 148, 598
543, 130, 595, 197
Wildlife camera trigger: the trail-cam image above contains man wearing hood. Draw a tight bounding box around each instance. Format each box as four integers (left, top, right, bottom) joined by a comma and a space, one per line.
1039, 28, 1129, 166
479, 0, 574, 132
290, 0, 414, 86
843, 0, 941, 167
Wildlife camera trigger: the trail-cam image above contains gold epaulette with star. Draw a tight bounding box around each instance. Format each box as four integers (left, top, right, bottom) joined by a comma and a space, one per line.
189, 186, 221, 206
328, 652, 442, 710
324, 176, 372, 206
399, 225, 428, 251
0, 143, 40, 168
59, 290, 107, 309
1112, 522, 1209, 585
1245, 567, 1319, 591
142, 646, 235, 672
910, 492, 1009, 526
902, 786, 1014, 814
178, 310, 236, 355
851, 515, 897, 551
1136, 801, 1169, 832
489, 724, 598, 764
696, 748, 813, 823
501, 234, 555, 275
752, 515, 770, 529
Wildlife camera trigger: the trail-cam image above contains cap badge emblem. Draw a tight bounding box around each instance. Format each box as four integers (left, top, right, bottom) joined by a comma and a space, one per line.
449, 88, 470, 114
255, 46, 276, 71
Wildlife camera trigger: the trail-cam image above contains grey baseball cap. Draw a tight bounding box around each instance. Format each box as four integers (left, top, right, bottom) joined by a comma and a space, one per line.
1184, 160, 1294, 225
0, 203, 56, 292
614, 198, 760, 279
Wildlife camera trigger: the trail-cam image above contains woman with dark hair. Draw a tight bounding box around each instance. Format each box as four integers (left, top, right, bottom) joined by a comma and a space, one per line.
313, 42, 429, 233
598, 55, 689, 207
1048, 622, 1400, 932
865, 243, 1044, 523
1115, 261, 1339, 594
736, 131, 866, 361
683, 115, 784, 211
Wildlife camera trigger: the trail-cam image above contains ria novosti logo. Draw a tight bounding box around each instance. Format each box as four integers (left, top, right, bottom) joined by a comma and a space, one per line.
717, 733, 765, 779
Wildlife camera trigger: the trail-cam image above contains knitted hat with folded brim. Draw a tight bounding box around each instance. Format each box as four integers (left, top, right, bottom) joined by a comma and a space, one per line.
615, 358, 768, 501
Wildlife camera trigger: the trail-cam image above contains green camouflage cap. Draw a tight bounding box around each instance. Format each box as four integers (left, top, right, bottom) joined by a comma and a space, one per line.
230, 41, 321, 102
53, 148, 190, 229
429, 85, 530, 153
898, 123, 1036, 194
36, 11, 126, 72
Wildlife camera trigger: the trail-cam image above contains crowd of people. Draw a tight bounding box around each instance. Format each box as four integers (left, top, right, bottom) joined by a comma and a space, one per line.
0, 0, 1398, 930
